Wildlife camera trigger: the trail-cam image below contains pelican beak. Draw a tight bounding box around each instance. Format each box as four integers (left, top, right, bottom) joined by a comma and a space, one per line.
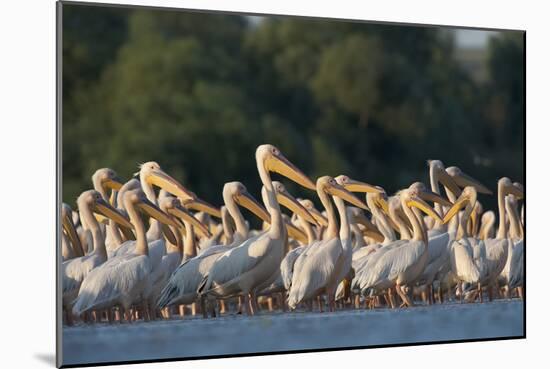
62, 211, 84, 257
168, 203, 211, 238
450, 170, 492, 195
137, 197, 178, 228
418, 189, 453, 207
339, 177, 383, 194
442, 193, 470, 224
94, 198, 134, 229
146, 168, 196, 201
376, 197, 390, 215
306, 205, 328, 227
104, 177, 123, 191
160, 224, 178, 245
182, 198, 221, 218
326, 182, 368, 210
275, 188, 318, 225
364, 230, 384, 243
286, 222, 308, 244
266, 153, 315, 190
109, 190, 118, 207
506, 183, 524, 199
234, 191, 271, 224
119, 224, 136, 241
353, 212, 382, 240
437, 168, 462, 198
407, 196, 443, 223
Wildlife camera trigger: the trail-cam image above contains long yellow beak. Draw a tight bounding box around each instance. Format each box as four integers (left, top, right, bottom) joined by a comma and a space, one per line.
275, 189, 318, 225
407, 196, 443, 223
286, 222, 308, 244
104, 177, 123, 191
353, 212, 383, 242
305, 204, 328, 227
146, 168, 196, 201
450, 170, 492, 195
182, 198, 222, 218
234, 191, 271, 224
437, 168, 462, 198
418, 189, 453, 207
137, 198, 179, 228
168, 204, 211, 238
506, 183, 524, 199
266, 153, 315, 190
327, 183, 368, 210
340, 178, 383, 194
62, 211, 84, 257
94, 198, 134, 229
442, 194, 470, 224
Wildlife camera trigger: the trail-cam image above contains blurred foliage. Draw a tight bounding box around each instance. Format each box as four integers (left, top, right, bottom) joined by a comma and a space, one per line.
62, 4, 524, 212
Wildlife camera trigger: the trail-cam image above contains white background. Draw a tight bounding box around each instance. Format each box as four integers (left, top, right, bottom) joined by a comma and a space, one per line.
0, 0, 547, 368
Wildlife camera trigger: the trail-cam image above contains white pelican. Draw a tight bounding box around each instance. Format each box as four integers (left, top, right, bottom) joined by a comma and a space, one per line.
72, 188, 177, 321
355, 187, 443, 307
287, 175, 375, 311
62, 190, 133, 324
200, 144, 316, 315
503, 192, 524, 298
442, 186, 487, 302
157, 181, 274, 312
148, 195, 210, 318
426, 160, 461, 237
481, 177, 523, 296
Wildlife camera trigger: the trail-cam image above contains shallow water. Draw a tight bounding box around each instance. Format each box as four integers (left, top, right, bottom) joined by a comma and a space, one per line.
62, 300, 524, 366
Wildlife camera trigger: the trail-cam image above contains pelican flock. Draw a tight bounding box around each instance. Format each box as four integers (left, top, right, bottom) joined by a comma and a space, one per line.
60, 144, 524, 325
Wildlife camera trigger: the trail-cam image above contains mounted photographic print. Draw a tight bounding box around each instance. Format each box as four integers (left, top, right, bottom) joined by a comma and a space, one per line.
57, 1, 525, 367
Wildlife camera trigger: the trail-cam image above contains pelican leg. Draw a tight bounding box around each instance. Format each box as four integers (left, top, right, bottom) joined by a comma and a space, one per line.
267, 297, 274, 312
219, 300, 227, 314
318, 296, 323, 313
396, 284, 413, 307
354, 294, 361, 309
429, 285, 435, 305
243, 293, 253, 316
478, 283, 483, 303
436, 285, 442, 304
458, 283, 463, 303
389, 288, 397, 309
517, 286, 524, 300
179, 304, 185, 317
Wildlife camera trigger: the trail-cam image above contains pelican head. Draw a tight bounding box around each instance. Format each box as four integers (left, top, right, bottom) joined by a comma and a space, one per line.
138, 161, 196, 201
223, 181, 270, 224
498, 177, 524, 199
77, 190, 133, 229
317, 176, 368, 210
408, 182, 453, 207
335, 175, 383, 194
123, 188, 178, 228
299, 198, 328, 227
427, 159, 461, 197
272, 181, 318, 225
446, 166, 492, 195
256, 144, 315, 190
92, 168, 123, 193
159, 195, 211, 239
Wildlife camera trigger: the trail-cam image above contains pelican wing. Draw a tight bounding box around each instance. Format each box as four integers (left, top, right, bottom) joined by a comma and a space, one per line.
201, 233, 269, 295
62, 254, 103, 295
157, 245, 230, 307
72, 253, 151, 315
450, 239, 481, 283
281, 246, 307, 290
287, 238, 342, 308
